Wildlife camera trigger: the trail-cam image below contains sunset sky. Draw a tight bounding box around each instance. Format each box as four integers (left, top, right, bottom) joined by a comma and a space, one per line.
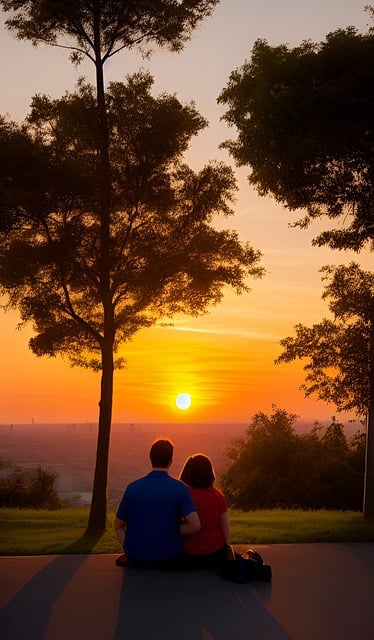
0, 0, 372, 425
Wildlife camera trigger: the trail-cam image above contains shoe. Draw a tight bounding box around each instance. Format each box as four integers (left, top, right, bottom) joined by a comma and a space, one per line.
116, 553, 130, 567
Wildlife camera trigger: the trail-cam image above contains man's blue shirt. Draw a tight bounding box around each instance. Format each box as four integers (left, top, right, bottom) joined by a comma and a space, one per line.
116, 470, 195, 562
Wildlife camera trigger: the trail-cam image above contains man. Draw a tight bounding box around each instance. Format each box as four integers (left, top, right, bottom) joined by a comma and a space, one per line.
114, 437, 200, 568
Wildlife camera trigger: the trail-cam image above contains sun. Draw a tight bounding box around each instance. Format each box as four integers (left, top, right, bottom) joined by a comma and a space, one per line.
176, 393, 191, 410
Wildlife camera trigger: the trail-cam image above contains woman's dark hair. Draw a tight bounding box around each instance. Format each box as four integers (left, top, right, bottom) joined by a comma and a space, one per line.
179, 453, 215, 488
150, 438, 174, 468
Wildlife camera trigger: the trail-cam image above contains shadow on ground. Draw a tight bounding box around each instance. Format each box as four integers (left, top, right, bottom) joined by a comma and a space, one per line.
0, 555, 87, 640
62, 531, 105, 554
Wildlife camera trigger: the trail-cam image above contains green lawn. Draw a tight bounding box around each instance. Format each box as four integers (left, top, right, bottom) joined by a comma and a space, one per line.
229, 508, 374, 543
1, 507, 374, 555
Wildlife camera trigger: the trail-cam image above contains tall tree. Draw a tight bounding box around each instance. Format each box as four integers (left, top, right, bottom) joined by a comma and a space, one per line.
218, 13, 374, 517
276, 263, 374, 516
0, 75, 263, 533
218, 21, 374, 251
1, 0, 221, 534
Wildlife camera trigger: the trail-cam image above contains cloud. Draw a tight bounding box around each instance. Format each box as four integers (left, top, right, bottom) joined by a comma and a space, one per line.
160, 324, 279, 341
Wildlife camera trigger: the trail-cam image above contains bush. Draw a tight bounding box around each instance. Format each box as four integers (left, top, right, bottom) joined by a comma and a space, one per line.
0, 463, 61, 509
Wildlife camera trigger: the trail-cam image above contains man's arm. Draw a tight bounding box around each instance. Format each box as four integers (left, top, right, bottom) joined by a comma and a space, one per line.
114, 516, 127, 547
180, 510, 200, 535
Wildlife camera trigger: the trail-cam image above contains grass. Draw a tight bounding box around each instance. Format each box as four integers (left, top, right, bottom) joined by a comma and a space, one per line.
0, 508, 119, 555
1, 507, 374, 555
229, 509, 374, 544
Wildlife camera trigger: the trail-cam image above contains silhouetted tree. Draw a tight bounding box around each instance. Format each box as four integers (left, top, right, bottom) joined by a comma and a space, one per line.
276, 263, 374, 515
0, 0, 221, 534
218, 15, 374, 517
218, 18, 374, 251
314, 419, 354, 509
0, 75, 263, 533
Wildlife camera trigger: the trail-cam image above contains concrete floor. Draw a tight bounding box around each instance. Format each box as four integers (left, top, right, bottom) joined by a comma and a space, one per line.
1, 543, 373, 639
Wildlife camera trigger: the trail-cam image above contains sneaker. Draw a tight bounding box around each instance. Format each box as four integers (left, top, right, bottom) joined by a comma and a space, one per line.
116, 553, 130, 567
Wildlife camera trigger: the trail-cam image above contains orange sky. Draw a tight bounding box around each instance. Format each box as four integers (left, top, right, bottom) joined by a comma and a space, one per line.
0, 1, 372, 425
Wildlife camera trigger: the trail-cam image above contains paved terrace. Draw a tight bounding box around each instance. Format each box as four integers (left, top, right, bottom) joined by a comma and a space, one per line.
1, 543, 373, 639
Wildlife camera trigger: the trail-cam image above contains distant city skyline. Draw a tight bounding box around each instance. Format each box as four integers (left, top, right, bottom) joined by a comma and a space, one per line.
0, 1, 371, 424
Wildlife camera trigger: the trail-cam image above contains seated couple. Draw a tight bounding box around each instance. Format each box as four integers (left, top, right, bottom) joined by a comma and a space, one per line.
114, 437, 230, 569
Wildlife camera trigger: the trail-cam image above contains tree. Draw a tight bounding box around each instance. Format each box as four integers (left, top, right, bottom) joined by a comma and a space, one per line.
218, 13, 374, 517
276, 263, 374, 516
312, 418, 357, 510
1, 0, 221, 534
0, 74, 264, 533
221, 408, 364, 511
221, 407, 303, 509
218, 21, 374, 251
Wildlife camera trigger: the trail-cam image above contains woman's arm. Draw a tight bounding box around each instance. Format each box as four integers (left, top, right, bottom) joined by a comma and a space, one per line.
180, 510, 201, 535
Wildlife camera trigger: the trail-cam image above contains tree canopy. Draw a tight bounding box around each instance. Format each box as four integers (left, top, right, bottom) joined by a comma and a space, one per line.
218, 23, 374, 251
1, 0, 219, 58
275, 263, 373, 417
0, 74, 263, 368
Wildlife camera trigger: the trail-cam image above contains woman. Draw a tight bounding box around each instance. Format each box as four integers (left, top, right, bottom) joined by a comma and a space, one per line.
179, 453, 230, 568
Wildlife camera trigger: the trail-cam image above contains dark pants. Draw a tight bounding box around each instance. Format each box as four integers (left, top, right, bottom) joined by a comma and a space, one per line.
126, 546, 228, 570
181, 546, 228, 569
125, 553, 186, 570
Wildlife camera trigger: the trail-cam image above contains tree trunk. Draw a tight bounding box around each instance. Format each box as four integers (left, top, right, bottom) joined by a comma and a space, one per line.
363, 320, 374, 518
86, 339, 114, 535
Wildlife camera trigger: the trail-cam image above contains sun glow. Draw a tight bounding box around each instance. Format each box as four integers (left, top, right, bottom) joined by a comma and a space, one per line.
176, 393, 191, 410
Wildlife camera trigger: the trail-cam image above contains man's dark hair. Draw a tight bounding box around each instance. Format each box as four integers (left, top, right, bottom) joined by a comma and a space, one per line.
179, 453, 215, 488
150, 438, 174, 468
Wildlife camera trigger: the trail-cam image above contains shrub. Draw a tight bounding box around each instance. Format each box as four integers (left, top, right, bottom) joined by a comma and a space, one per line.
0, 462, 61, 509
